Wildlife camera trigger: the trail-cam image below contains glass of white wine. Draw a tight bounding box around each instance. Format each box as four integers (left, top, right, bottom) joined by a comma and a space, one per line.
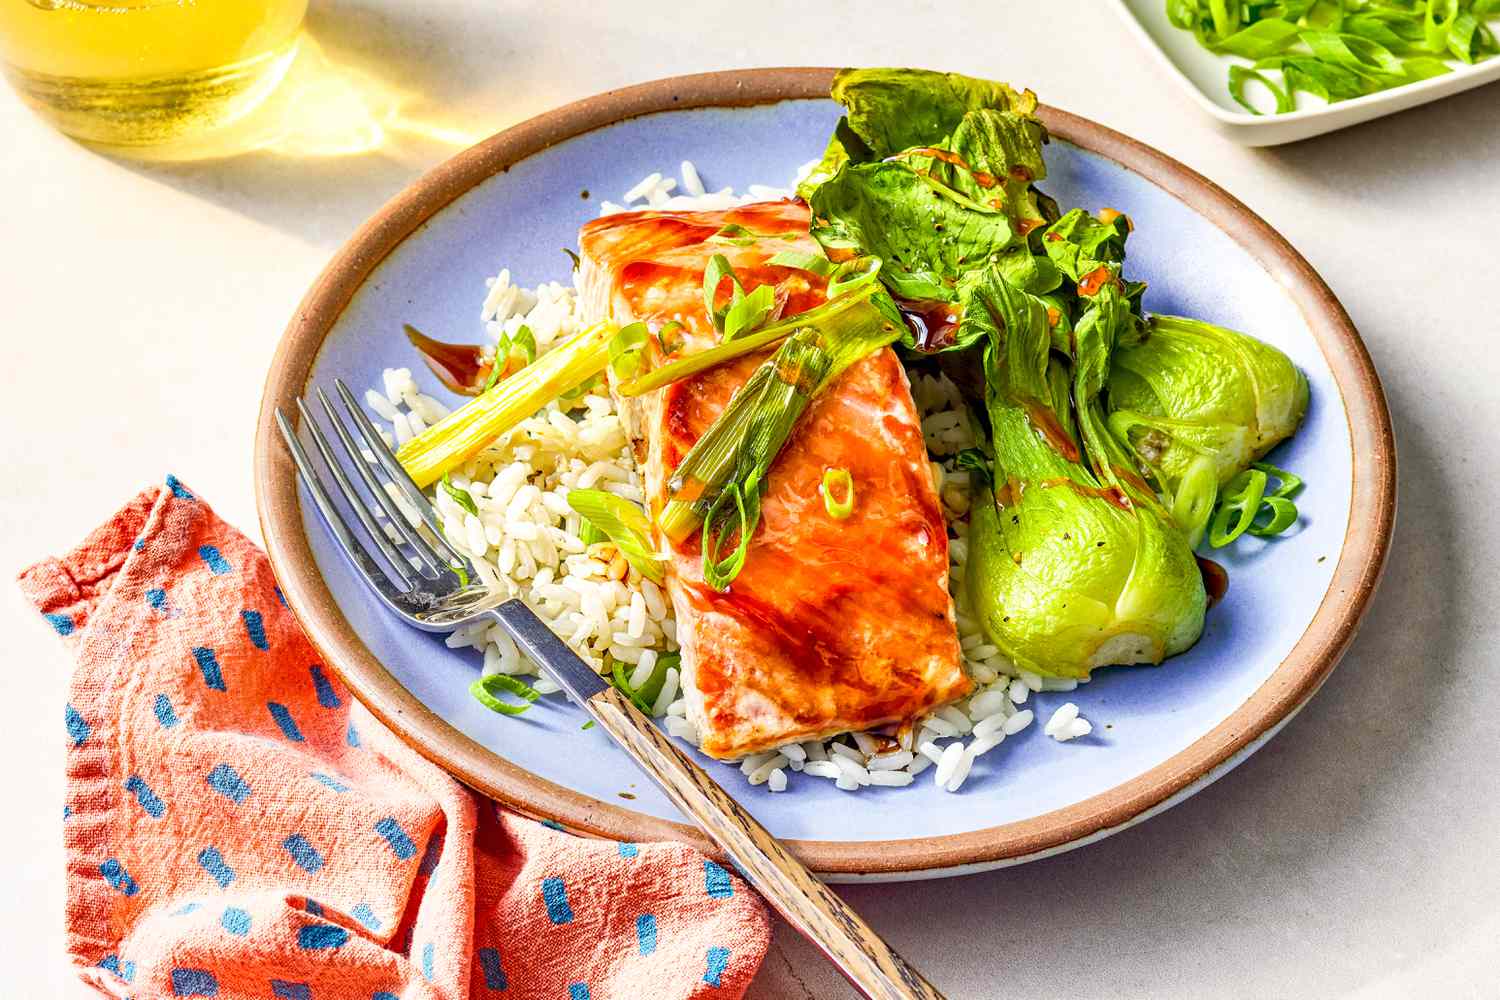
0, 0, 309, 146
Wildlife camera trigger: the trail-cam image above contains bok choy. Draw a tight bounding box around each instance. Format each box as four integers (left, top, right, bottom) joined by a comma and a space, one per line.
1107, 314, 1308, 546
964, 273, 1207, 678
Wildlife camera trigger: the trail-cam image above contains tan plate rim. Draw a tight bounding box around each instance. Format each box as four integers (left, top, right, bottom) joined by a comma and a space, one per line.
254, 67, 1396, 878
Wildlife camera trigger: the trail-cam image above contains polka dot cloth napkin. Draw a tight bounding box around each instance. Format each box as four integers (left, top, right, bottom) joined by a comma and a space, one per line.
20, 477, 770, 999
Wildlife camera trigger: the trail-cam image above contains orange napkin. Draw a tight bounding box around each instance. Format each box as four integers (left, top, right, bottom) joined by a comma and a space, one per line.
22, 476, 769, 999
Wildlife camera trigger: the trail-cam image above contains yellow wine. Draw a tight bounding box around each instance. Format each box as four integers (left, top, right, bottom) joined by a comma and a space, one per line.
0, 0, 308, 145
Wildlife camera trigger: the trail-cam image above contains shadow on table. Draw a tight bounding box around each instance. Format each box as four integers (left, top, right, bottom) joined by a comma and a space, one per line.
91, 2, 554, 250
1248, 80, 1500, 188
751, 375, 1456, 999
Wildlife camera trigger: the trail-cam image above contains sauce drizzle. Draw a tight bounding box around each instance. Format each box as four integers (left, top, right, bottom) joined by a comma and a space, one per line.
897, 146, 999, 189
1197, 556, 1229, 608
404, 324, 492, 396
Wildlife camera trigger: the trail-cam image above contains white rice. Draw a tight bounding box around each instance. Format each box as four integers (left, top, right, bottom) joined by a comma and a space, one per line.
1045, 703, 1094, 742
369, 161, 1098, 796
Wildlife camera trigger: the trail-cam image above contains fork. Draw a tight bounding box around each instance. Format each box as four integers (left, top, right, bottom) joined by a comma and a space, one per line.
277, 380, 945, 1000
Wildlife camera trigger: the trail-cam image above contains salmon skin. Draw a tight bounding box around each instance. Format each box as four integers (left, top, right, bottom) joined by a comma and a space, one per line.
578, 201, 969, 760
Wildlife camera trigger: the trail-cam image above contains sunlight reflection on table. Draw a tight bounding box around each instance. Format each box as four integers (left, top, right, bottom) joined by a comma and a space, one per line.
113, 31, 488, 162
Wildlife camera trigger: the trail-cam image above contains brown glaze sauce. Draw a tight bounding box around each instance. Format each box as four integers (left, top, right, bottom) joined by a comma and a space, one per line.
896, 146, 999, 189
1037, 476, 1132, 511
404, 324, 493, 396
1197, 556, 1229, 608
900, 299, 964, 351
1078, 265, 1122, 297
1023, 401, 1081, 462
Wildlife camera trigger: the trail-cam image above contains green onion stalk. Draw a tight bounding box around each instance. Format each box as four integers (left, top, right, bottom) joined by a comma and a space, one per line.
616, 278, 887, 398
656, 288, 903, 590
398, 320, 615, 488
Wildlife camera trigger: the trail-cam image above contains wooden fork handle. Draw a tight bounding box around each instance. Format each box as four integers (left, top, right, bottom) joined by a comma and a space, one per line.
587, 686, 946, 1000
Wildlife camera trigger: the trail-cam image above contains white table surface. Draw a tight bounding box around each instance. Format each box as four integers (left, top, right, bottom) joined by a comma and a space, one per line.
5, 2, 1496, 996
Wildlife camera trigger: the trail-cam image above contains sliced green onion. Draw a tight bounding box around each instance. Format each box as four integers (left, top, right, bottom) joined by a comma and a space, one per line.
609, 656, 662, 714
510, 325, 537, 365
658, 295, 902, 589
821, 467, 855, 519
577, 514, 607, 547
1248, 495, 1299, 536
398, 320, 615, 487
470, 673, 540, 715
1209, 468, 1268, 547
1251, 460, 1304, 498
1228, 65, 1295, 114
440, 473, 479, 516
1213, 18, 1300, 58
558, 373, 602, 402
618, 281, 884, 397
703, 253, 745, 333
655, 320, 685, 356
608, 650, 678, 716
767, 250, 836, 277
706, 223, 802, 246
566, 488, 666, 584
581, 720, 595, 730
1172, 453, 1219, 549
723, 284, 776, 341
608, 321, 649, 378
480, 354, 505, 393
826, 256, 884, 299
702, 482, 757, 590
480, 324, 533, 394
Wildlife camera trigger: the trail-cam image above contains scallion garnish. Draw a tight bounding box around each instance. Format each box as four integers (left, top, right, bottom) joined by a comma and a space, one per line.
510, 325, 537, 365
1166, 0, 1498, 115
577, 514, 607, 547
399, 320, 616, 487
1207, 460, 1304, 547
703, 253, 745, 332
767, 249, 836, 276
825, 256, 884, 299
722, 284, 776, 341
706, 223, 801, 246
608, 653, 677, 715
440, 473, 479, 516
470, 673, 541, 715
566, 488, 666, 584
608, 321, 649, 378
655, 320, 685, 356
618, 281, 885, 397
657, 291, 903, 589
821, 467, 855, 519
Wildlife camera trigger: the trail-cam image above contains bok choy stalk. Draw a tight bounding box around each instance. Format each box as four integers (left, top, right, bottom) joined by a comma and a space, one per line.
657, 289, 904, 590
1106, 314, 1309, 546
397, 320, 615, 488
963, 273, 1206, 678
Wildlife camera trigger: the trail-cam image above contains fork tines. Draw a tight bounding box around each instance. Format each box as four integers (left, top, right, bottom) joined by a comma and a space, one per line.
276, 379, 470, 598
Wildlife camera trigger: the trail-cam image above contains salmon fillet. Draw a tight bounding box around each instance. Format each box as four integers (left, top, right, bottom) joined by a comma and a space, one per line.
577, 201, 968, 759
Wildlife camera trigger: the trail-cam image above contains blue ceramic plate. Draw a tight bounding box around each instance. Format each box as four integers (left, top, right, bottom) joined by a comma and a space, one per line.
256, 69, 1394, 881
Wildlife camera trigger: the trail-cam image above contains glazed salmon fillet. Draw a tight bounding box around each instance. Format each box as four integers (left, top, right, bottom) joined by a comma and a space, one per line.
577, 201, 969, 759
